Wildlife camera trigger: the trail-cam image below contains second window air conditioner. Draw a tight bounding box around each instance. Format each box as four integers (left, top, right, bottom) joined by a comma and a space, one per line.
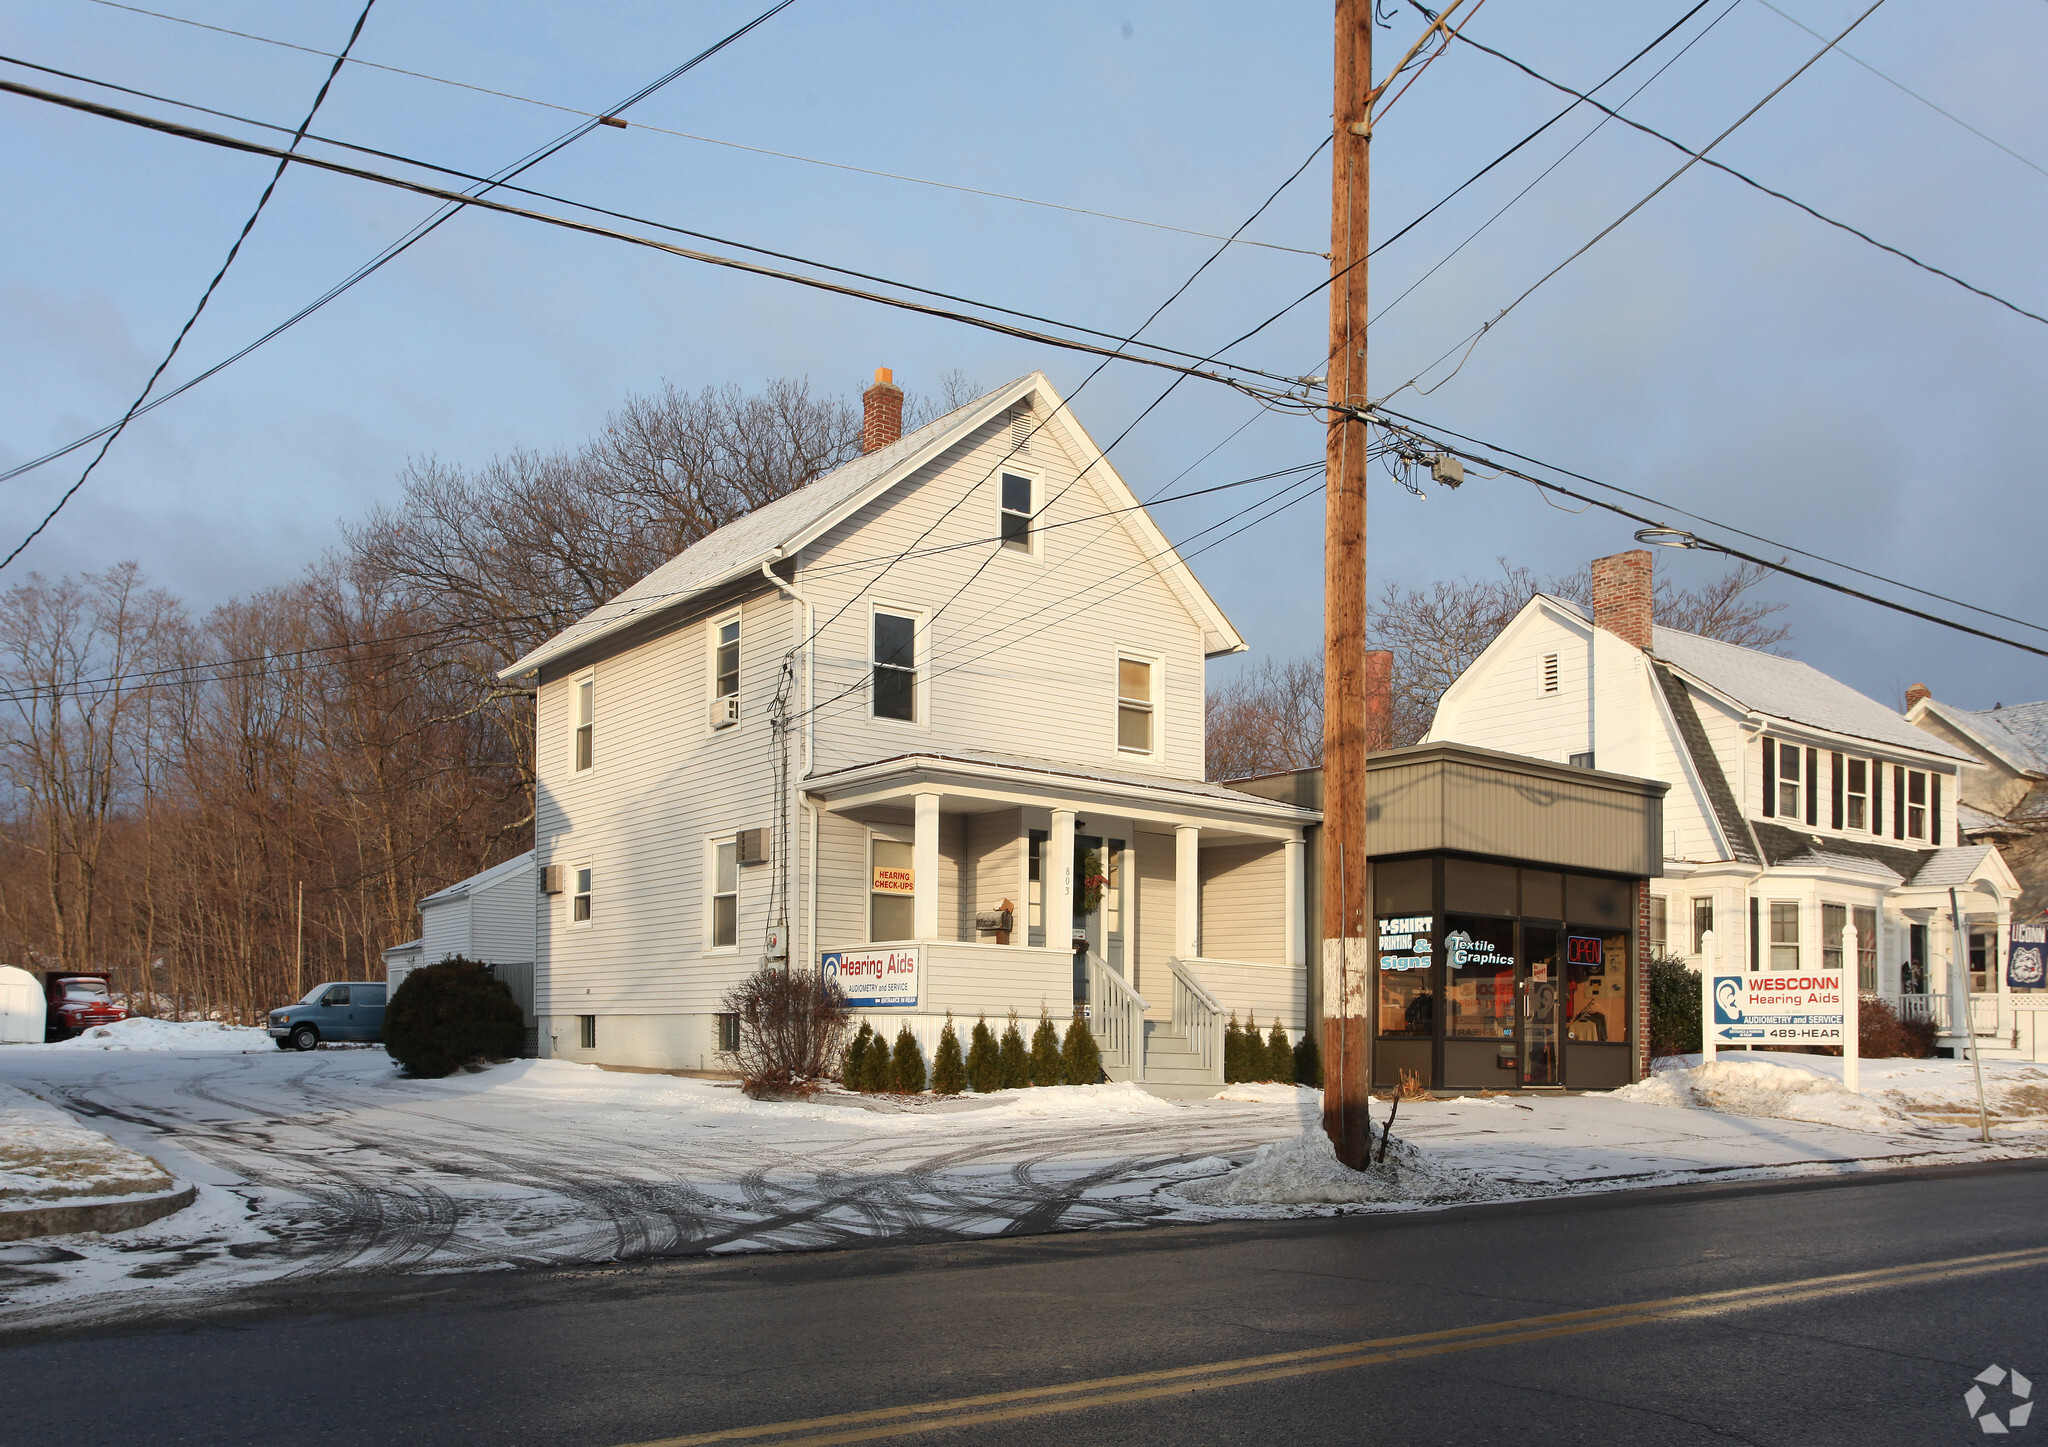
709, 696, 740, 729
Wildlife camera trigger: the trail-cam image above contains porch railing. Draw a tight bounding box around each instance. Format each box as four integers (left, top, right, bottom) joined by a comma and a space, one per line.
1168, 958, 1226, 1079
1895, 992, 2000, 1036
1085, 952, 1148, 1082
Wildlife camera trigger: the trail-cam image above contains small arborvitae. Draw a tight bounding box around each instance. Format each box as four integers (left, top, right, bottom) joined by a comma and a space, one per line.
1061, 1004, 1102, 1086
1293, 1028, 1323, 1087
890, 1024, 928, 1094
859, 1030, 894, 1093
965, 1016, 1001, 1093
842, 1022, 874, 1088
1265, 1019, 1293, 1084
1223, 1013, 1246, 1083
997, 1012, 1031, 1089
1028, 1009, 1065, 1086
930, 1014, 967, 1095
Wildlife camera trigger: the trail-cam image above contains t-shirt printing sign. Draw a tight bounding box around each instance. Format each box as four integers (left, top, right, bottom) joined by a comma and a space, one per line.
2010, 923, 2046, 989
1377, 915, 1434, 971
820, 947, 921, 1008
1708, 971, 1848, 1044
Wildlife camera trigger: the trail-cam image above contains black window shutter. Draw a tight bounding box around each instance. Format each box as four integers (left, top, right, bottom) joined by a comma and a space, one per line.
1932, 775, 1942, 844
1831, 753, 1844, 829
1761, 738, 1775, 817
1806, 748, 1819, 825
1894, 765, 1906, 838
1870, 759, 1882, 832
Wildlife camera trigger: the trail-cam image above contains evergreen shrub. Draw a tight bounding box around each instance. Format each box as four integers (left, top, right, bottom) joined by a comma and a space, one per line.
1293, 1028, 1323, 1087
965, 1016, 1001, 1092
1265, 1020, 1293, 1084
858, 1031, 893, 1092
889, 1024, 927, 1093
1028, 1010, 1065, 1086
998, 1013, 1031, 1089
1223, 1014, 1247, 1083
931, 1015, 967, 1094
1061, 1005, 1102, 1085
384, 958, 522, 1078
841, 1022, 874, 1087
1648, 952, 1702, 1057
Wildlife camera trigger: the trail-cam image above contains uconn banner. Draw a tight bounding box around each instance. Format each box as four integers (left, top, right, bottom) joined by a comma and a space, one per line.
2011, 923, 2047, 990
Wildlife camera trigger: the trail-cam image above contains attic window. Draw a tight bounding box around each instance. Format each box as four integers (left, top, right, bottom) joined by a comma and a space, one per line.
1542, 654, 1559, 694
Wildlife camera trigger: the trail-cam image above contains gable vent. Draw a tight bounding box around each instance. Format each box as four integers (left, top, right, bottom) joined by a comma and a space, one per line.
1542, 653, 1560, 694
1009, 403, 1033, 453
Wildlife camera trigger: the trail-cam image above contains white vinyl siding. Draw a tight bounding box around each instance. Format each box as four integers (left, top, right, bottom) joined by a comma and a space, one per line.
1197, 842, 1286, 963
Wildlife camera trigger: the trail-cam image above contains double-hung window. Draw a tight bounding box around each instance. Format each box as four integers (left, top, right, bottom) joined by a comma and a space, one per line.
1692, 897, 1714, 956
1845, 758, 1868, 831
710, 839, 738, 949
1117, 656, 1155, 754
872, 610, 917, 722
1777, 745, 1801, 819
1000, 473, 1033, 552
1649, 896, 1668, 953
1905, 770, 1928, 840
869, 837, 914, 942
1769, 902, 1800, 970
1853, 906, 1877, 991
572, 866, 593, 924
714, 615, 740, 700
1822, 903, 1846, 972
573, 676, 594, 772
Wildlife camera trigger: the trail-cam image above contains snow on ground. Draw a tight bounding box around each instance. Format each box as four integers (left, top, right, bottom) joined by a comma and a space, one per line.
1633, 1051, 2048, 1135
0, 1082, 173, 1204
0, 1044, 2041, 1333
44, 1017, 274, 1053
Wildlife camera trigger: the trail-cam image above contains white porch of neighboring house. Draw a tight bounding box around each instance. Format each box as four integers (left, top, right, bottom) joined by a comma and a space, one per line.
803, 752, 1318, 1096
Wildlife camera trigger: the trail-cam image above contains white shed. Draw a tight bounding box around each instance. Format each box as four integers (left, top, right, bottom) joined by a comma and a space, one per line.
414, 852, 538, 1053
382, 938, 424, 996
0, 965, 44, 1044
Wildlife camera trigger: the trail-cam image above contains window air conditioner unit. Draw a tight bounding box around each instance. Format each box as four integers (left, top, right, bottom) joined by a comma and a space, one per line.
737, 828, 769, 866
710, 696, 739, 729
539, 864, 565, 895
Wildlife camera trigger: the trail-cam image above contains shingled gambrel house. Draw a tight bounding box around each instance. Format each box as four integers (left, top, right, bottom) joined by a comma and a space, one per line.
1906, 692, 2048, 923
496, 369, 1317, 1090
1425, 550, 2023, 1057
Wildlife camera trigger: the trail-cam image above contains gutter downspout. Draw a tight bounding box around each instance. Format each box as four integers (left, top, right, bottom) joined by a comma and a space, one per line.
762, 557, 816, 970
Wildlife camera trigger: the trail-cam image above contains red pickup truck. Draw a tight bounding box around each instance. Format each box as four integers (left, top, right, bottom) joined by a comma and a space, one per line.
42, 972, 129, 1041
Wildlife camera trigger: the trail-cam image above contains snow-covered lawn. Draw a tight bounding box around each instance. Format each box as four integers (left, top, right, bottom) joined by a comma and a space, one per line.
0, 1083, 173, 1205
0, 1040, 2040, 1332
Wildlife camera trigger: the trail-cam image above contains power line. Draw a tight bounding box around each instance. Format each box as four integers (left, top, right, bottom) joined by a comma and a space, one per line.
1386, 0, 1895, 402
1371, 411, 2048, 660
78, 0, 1322, 257
0, 0, 803, 494
1438, 7, 2048, 332
1374, 405, 2048, 638
0, 54, 1314, 398
0, 0, 379, 572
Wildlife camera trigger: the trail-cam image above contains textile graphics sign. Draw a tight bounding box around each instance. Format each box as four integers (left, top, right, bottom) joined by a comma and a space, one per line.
820, 946, 921, 1008
1707, 971, 1850, 1045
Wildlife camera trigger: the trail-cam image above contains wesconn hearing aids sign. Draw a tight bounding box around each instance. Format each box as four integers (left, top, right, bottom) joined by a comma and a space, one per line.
1707, 971, 1850, 1045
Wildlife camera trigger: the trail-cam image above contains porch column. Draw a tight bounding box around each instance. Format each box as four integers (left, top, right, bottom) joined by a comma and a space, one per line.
913, 792, 940, 942
1285, 836, 1305, 969
1175, 824, 1200, 960
1049, 809, 1076, 953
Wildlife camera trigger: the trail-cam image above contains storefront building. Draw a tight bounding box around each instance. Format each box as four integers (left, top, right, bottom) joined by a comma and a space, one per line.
1228, 742, 1667, 1092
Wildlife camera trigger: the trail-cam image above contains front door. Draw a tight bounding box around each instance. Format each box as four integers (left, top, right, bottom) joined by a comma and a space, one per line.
1520, 927, 1561, 1086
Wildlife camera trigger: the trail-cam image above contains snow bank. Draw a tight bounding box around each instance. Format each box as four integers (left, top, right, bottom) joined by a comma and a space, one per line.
992, 1082, 1177, 1116
1615, 1059, 1910, 1133
1212, 1083, 1320, 1104
41, 1017, 274, 1053
1173, 1128, 1497, 1208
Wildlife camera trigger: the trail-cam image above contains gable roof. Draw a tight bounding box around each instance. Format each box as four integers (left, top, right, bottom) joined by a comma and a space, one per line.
1533, 595, 1966, 760
1652, 662, 1759, 864
420, 851, 534, 908
499, 371, 1244, 679
1916, 697, 2048, 776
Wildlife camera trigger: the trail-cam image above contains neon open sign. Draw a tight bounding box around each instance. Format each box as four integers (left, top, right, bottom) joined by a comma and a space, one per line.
1565, 935, 1604, 966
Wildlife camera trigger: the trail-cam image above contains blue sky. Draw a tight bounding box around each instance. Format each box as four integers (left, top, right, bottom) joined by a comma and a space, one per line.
3, 0, 2045, 711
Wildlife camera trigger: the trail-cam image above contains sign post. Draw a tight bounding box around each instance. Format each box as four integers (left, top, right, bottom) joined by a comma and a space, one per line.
1698, 929, 1718, 1069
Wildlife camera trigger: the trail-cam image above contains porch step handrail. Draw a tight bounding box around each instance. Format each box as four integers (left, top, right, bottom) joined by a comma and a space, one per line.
1085, 952, 1148, 1080
1896, 992, 2001, 1037
1166, 957, 1225, 1081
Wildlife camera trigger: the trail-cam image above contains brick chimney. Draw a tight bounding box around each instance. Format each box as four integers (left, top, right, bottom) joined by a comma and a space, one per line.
1365, 648, 1393, 751
1905, 682, 1932, 709
1591, 549, 1653, 651
861, 367, 903, 453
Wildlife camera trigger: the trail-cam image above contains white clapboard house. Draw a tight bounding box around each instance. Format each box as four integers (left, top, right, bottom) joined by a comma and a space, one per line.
1425, 549, 2022, 1057
496, 370, 1317, 1088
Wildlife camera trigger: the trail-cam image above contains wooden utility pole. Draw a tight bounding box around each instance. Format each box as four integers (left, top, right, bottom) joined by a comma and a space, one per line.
1322, 0, 1373, 1169
295, 880, 305, 999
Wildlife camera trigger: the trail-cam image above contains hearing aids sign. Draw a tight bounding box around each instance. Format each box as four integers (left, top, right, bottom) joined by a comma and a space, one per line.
1707, 971, 1850, 1044
820, 947, 921, 1008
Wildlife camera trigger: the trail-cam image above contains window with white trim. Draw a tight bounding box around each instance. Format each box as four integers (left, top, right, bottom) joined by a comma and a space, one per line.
1691, 896, 1714, 955
571, 865, 593, 925
1769, 901, 1799, 970
1000, 473, 1033, 553
872, 610, 918, 723
709, 839, 738, 949
1776, 743, 1800, 819
1648, 896, 1668, 952
573, 675, 594, 772
1116, 655, 1156, 754
1905, 770, 1928, 840
870, 836, 914, 942
713, 613, 740, 699
1845, 758, 1868, 831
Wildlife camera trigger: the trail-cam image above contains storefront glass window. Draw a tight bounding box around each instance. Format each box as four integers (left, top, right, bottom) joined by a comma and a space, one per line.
1564, 929, 1627, 1043
1445, 913, 1515, 1039
1375, 911, 1434, 1038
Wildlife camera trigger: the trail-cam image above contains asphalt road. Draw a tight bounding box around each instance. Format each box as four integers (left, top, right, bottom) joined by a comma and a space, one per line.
12, 1160, 2046, 1447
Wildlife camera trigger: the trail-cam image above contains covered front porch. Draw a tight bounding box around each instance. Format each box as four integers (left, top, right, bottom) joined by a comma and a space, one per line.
802, 751, 1318, 1093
